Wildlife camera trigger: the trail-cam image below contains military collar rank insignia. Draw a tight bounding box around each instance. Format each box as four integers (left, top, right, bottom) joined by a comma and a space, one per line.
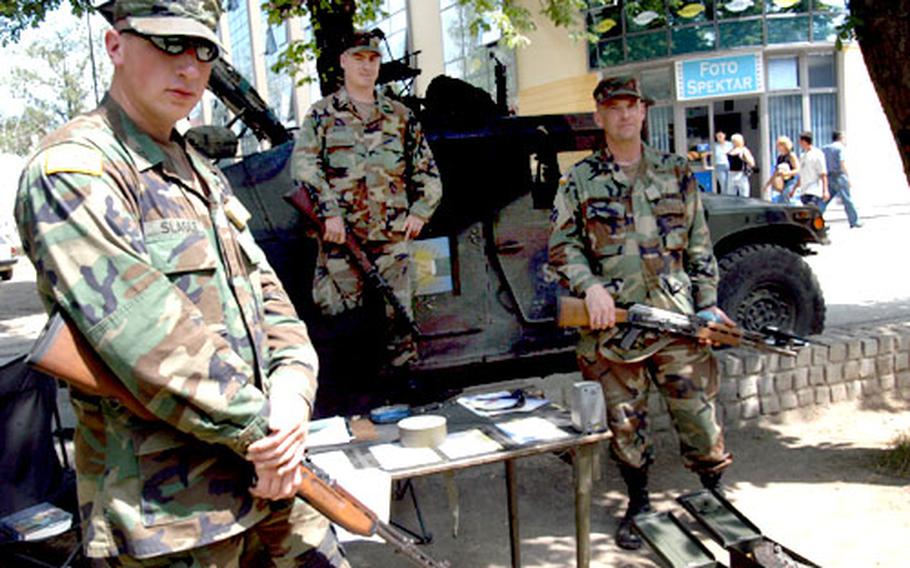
224, 196, 252, 231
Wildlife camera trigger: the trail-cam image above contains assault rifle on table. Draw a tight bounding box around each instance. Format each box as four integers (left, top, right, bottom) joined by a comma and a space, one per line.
26, 313, 448, 568
556, 297, 815, 357
284, 185, 421, 337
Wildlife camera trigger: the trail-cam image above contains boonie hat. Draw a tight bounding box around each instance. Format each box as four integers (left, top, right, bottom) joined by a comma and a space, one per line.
112, 0, 223, 48
344, 29, 383, 55
593, 76, 653, 105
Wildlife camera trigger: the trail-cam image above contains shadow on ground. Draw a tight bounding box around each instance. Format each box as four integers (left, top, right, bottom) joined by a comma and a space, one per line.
345, 403, 910, 568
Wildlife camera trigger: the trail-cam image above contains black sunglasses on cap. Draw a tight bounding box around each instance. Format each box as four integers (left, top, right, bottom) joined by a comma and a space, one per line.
120, 29, 219, 63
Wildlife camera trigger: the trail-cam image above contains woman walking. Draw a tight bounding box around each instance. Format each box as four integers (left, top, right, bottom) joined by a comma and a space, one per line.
763, 135, 800, 204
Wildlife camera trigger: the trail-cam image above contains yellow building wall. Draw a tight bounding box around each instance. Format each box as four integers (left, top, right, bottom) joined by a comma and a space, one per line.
409, 0, 445, 96
517, 73, 600, 115
514, 1, 598, 115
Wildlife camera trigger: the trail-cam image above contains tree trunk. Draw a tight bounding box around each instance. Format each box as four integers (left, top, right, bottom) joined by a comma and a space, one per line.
850, 0, 910, 185
307, 0, 356, 96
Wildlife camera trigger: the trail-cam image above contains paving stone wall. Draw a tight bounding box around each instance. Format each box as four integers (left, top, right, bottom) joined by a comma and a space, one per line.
535, 320, 910, 432
652, 320, 910, 430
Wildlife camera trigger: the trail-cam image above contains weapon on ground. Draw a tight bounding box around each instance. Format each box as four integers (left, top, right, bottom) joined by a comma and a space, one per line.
26, 313, 448, 568
556, 297, 814, 356
284, 185, 421, 337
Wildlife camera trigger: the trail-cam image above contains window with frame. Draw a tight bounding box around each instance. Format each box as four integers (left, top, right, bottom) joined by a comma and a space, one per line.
439, 0, 517, 103
225, 0, 258, 155
226, 0, 253, 81
367, 0, 409, 62
263, 16, 295, 126
585, 0, 848, 70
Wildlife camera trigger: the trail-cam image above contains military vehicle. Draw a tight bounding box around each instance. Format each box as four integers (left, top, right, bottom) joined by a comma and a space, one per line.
194, 59, 828, 413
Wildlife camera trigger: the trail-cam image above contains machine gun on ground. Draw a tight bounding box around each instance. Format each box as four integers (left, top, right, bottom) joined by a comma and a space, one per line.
557, 297, 815, 357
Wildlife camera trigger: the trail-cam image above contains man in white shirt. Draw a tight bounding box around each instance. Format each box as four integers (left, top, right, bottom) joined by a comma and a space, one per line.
793, 131, 829, 208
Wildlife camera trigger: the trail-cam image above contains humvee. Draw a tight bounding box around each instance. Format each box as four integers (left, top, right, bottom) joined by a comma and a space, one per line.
198, 61, 827, 413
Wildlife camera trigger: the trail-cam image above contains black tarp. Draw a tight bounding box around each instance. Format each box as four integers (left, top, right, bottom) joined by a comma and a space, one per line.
0, 355, 75, 518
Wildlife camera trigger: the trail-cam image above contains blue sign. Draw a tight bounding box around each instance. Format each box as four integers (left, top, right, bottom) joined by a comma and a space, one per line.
676, 53, 764, 101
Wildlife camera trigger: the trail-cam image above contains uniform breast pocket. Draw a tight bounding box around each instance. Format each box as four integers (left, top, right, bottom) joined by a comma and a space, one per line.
377, 124, 406, 177
325, 128, 357, 171
653, 197, 688, 251
584, 200, 627, 251
146, 234, 219, 307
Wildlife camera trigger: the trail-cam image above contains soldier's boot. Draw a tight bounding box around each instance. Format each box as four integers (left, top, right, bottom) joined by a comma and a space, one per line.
699, 471, 724, 495
615, 464, 652, 551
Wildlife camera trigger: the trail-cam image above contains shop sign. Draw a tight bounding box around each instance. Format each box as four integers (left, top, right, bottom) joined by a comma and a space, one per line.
675, 52, 764, 101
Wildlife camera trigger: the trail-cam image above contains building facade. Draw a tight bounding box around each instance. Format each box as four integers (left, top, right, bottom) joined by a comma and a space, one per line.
202, 0, 906, 202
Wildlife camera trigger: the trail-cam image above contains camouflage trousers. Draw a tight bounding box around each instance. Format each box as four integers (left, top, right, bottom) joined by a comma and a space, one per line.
313, 240, 415, 365
578, 339, 732, 473
101, 497, 348, 567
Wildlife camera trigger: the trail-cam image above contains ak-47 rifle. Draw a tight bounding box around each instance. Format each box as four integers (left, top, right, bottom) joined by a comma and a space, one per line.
284, 185, 421, 337
27, 313, 448, 568
556, 297, 814, 357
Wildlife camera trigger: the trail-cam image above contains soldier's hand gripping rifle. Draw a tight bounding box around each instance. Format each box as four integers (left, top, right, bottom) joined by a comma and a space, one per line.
284, 185, 421, 337
26, 313, 449, 568
557, 297, 814, 356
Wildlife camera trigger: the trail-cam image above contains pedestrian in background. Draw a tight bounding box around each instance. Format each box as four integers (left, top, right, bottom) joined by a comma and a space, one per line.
763, 135, 800, 204
822, 131, 862, 228
727, 133, 755, 197
712, 131, 732, 194
794, 131, 829, 208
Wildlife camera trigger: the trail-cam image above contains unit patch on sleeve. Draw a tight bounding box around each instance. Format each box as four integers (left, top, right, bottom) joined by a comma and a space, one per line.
43, 144, 104, 177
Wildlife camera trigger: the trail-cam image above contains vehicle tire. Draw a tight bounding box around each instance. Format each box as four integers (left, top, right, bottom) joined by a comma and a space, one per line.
717, 243, 825, 336
0, 269, 11, 281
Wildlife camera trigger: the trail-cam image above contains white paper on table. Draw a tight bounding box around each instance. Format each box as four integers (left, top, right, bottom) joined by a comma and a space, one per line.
308, 450, 356, 474
369, 443, 443, 471
457, 391, 549, 417
307, 416, 353, 448
437, 429, 503, 460
495, 416, 571, 445
308, 451, 391, 544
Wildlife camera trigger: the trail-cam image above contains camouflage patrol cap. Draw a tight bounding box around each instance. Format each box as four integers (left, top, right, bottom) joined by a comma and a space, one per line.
113, 0, 223, 48
344, 29, 383, 55
593, 76, 653, 105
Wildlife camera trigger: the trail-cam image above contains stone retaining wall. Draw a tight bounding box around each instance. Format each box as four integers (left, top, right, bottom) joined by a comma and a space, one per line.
656, 320, 910, 431
533, 320, 910, 431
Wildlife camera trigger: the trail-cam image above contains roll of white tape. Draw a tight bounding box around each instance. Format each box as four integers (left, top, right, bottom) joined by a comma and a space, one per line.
398, 415, 447, 448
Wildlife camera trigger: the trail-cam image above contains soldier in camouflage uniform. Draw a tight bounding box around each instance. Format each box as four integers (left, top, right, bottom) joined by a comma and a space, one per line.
291, 30, 442, 367
15, 1, 347, 565
548, 77, 734, 551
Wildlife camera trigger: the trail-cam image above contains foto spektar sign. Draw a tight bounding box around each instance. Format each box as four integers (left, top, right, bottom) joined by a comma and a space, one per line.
675, 52, 764, 101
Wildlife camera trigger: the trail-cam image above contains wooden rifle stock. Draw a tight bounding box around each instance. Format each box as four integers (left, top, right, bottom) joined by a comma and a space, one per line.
556, 296, 629, 328
556, 297, 801, 356
283, 185, 421, 337
26, 315, 381, 539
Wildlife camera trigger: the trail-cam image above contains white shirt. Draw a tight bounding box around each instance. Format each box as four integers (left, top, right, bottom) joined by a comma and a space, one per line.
713, 141, 732, 167
799, 146, 827, 197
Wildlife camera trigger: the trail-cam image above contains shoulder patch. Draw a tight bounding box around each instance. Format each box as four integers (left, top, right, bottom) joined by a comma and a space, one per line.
44, 144, 103, 177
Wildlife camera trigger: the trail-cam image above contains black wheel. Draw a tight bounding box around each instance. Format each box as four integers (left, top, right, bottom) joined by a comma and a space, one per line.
717, 243, 825, 335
